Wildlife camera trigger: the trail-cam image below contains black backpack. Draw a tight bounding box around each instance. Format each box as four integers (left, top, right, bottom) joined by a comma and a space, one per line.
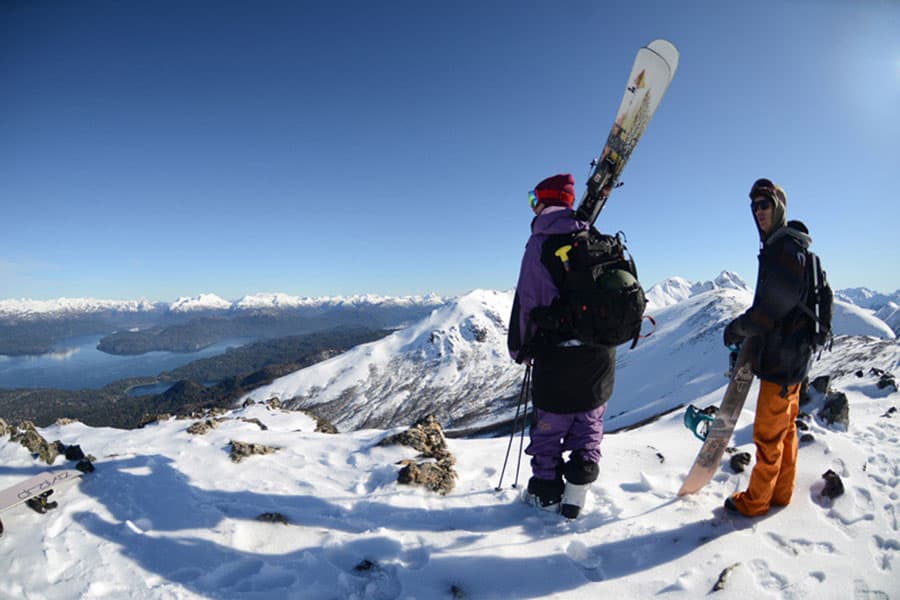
532, 228, 650, 348
798, 249, 833, 351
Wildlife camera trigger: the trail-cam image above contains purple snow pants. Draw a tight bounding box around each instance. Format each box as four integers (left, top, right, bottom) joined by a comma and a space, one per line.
525, 405, 607, 481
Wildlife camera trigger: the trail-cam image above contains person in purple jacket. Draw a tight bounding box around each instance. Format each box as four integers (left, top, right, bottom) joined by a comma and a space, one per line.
508, 173, 616, 518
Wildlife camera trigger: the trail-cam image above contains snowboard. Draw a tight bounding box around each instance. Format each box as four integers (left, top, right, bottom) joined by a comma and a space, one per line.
0, 469, 83, 536
575, 39, 680, 225
677, 341, 755, 496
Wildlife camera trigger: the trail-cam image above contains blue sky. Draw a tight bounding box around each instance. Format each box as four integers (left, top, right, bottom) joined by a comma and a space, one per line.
3, 0, 899, 301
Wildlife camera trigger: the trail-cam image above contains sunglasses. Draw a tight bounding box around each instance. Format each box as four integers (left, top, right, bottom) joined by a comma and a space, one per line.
528, 190, 540, 208
751, 198, 774, 212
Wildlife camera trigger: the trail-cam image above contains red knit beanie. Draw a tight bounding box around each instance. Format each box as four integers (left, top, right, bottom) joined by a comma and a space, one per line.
534, 173, 576, 208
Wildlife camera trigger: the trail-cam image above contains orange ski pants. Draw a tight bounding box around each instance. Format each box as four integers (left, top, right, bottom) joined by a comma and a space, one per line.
731, 379, 801, 516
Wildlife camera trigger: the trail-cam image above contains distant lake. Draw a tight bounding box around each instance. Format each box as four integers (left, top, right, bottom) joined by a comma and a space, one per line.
0, 335, 253, 391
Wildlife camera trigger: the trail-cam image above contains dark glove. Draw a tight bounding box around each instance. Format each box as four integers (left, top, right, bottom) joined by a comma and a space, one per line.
723, 319, 744, 348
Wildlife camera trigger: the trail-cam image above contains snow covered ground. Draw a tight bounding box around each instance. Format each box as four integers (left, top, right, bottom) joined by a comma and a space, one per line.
1, 359, 898, 599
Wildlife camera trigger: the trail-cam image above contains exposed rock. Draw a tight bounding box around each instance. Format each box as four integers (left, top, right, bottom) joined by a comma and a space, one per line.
876, 372, 897, 392
819, 392, 850, 430
800, 433, 815, 444
55, 418, 79, 426
187, 419, 226, 435
242, 398, 256, 409
381, 415, 458, 494
240, 417, 268, 431
229, 440, 278, 463
0, 418, 11, 437
256, 512, 289, 525
798, 377, 811, 406
795, 419, 810, 431
64, 444, 86, 461
810, 375, 831, 394
729, 452, 752, 473
821, 469, 844, 499
297, 410, 338, 434
397, 458, 457, 495
882, 407, 897, 418
711, 562, 741, 592
10, 422, 65, 464
138, 414, 172, 428
378, 414, 451, 460
267, 397, 283, 410
353, 559, 377, 572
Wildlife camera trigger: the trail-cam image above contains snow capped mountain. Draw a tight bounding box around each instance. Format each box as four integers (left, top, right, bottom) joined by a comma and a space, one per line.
0, 297, 162, 321
243, 280, 898, 434
0, 292, 447, 321
644, 271, 749, 312
243, 289, 520, 431
232, 292, 446, 313
167, 293, 233, 313
836, 287, 900, 311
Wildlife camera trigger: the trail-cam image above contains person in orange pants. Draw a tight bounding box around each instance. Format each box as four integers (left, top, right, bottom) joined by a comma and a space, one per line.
731, 380, 801, 515
723, 178, 817, 517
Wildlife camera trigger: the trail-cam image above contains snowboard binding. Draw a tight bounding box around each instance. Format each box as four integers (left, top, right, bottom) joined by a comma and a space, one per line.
684, 404, 717, 441
25, 490, 58, 514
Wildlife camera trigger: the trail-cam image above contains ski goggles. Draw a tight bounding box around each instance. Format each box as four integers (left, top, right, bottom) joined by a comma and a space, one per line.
751, 198, 774, 212
529, 189, 573, 208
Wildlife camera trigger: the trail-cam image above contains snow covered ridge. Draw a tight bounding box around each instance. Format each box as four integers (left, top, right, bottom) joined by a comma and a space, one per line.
644, 271, 749, 311
243, 289, 519, 431
0, 292, 448, 320
0, 297, 163, 319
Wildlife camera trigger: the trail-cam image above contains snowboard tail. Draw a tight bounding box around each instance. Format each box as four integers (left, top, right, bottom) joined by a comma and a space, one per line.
677, 342, 756, 496
575, 39, 679, 225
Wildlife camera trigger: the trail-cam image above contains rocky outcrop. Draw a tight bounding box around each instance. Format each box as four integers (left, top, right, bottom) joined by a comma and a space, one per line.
379, 414, 457, 495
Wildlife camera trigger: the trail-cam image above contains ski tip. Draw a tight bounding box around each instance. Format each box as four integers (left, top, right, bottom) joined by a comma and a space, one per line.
646, 39, 680, 74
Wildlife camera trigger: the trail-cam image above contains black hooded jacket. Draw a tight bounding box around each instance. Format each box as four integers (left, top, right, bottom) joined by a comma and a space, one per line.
729, 221, 814, 386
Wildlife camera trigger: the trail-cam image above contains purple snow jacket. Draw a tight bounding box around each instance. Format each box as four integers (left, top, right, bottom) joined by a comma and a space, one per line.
507, 205, 589, 363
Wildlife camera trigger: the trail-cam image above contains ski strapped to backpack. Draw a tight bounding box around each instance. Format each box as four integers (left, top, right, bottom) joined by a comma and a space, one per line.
796, 250, 834, 353
532, 228, 654, 348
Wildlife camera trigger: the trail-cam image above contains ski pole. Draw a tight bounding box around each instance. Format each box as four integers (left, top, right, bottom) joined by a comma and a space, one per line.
495, 364, 532, 491
511, 364, 532, 488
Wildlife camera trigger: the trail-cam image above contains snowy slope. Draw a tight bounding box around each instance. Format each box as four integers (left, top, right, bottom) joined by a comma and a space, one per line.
833, 300, 897, 339
1, 350, 898, 599
242, 289, 520, 431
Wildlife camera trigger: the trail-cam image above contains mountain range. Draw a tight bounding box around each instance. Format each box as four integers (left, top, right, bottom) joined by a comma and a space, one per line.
239, 273, 897, 433
0, 292, 447, 321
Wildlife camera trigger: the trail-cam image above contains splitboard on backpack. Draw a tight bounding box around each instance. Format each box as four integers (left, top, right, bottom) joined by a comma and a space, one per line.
532, 227, 650, 349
